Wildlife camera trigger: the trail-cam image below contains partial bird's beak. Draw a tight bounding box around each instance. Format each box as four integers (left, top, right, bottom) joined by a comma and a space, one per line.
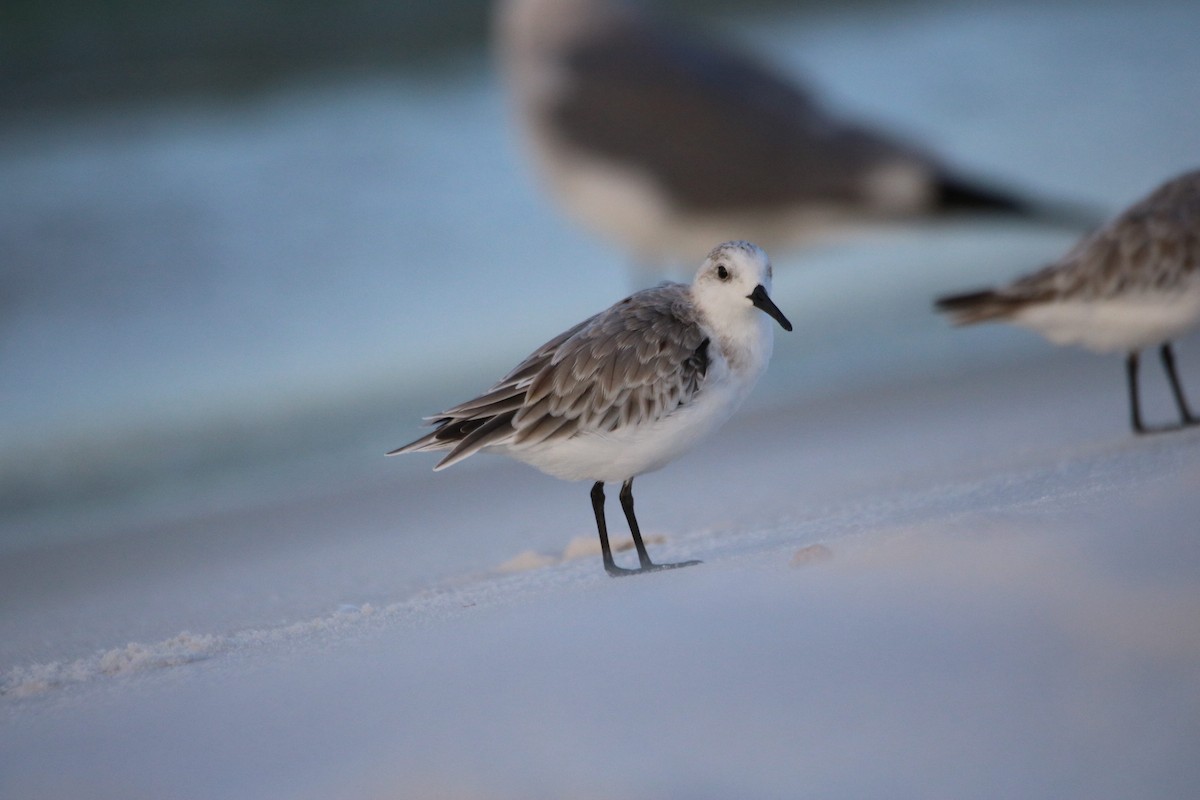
748, 285, 793, 331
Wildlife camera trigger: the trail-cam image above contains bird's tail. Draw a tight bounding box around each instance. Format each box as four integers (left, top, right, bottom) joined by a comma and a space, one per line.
385, 430, 446, 457
933, 288, 1024, 326
386, 410, 519, 471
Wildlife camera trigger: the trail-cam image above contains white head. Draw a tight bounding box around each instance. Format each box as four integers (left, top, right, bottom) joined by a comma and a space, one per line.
691, 241, 793, 336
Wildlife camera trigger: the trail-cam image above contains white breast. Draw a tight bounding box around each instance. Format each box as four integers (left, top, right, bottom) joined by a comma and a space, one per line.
510, 323, 771, 483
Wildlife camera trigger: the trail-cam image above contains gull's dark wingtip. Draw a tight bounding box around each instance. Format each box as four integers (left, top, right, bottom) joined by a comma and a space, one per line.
934, 174, 1105, 231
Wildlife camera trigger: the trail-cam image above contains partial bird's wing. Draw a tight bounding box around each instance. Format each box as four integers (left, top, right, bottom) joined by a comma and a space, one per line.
390, 284, 711, 469
1027, 170, 1200, 297
512, 283, 710, 444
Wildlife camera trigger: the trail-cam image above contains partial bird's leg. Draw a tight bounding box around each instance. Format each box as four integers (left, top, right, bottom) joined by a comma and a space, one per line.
1160, 343, 1199, 427
617, 478, 701, 574
591, 481, 632, 576
619, 478, 654, 570
1127, 351, 1147, 434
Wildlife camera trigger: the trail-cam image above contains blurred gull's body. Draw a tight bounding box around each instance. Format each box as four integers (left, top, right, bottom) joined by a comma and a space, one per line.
496, 0, 1069, 267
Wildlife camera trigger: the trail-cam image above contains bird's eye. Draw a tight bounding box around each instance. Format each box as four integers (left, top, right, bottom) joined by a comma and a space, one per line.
716, 265, 729, 281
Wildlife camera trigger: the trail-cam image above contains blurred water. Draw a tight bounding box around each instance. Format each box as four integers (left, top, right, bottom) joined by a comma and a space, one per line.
2, 0, 1199, 553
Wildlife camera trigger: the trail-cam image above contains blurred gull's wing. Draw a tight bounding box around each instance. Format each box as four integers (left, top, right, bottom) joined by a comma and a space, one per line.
546, 7, 934, 214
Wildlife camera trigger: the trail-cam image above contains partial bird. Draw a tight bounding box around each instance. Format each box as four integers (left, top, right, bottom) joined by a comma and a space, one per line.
936, 168, 1200, 434
390, 241, 792, 575
495, 0, 1084, 269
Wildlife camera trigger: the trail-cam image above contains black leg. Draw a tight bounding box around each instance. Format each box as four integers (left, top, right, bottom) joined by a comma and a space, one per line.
1127, 351, 1146, 434
619, 479, 655, 570
591, 481, 628, 577
1160, 343, 1198, 427
612, 478, 701, 576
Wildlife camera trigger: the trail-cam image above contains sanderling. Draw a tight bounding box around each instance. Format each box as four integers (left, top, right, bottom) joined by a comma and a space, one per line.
936, 168, 1200, 434
495, 0, 1081, 267
389, 241, 792, 575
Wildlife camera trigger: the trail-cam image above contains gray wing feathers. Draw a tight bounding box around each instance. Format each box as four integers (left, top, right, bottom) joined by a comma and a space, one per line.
1007, 172, 1200, 299
517, 288, 708, 440
390, 284, 709, 469
936, 169, 1200, 321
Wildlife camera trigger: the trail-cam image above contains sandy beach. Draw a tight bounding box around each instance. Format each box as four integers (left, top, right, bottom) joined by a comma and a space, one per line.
4, 346, 1200, 798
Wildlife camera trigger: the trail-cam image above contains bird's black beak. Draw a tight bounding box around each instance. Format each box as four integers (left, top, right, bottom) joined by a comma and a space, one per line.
748, 284, 793, 331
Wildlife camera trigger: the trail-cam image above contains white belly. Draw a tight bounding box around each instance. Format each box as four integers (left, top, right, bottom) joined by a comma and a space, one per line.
508, 359, 760, 483
1013, 284, 1200, 353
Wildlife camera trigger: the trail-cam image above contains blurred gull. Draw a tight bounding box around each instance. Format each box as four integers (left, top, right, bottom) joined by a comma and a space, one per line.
495, 0, 1084, 268
937, 168, 1200, 434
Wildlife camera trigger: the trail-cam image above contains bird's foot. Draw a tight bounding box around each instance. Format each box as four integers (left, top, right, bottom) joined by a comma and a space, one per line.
604, 559, 702, 577
1134, 421, 1198, 435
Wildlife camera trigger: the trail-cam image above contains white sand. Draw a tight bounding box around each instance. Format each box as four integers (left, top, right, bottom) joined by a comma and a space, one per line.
3, 351, 1199, 799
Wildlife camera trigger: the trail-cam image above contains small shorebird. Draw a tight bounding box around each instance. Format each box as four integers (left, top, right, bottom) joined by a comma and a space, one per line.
495, 0, 1078, 268
936, 168, 1200, 434
390, 241, 792, 575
